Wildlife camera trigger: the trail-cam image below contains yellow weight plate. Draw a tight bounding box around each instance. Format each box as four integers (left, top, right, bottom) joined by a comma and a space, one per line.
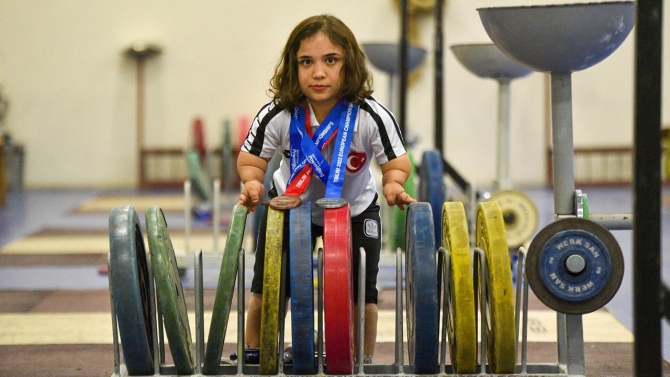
441, 202, 476, 374
476, 201, 516, 374
489, 189, 538, 249
259, 207, 284, 375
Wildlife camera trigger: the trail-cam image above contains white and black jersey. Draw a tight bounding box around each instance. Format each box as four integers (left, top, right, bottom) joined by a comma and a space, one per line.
241, 97, 406, 225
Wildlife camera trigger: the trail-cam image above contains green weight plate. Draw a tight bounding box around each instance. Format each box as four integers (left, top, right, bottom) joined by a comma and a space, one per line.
109, 206, 155, 376
203, 205, 248, 375
476, 201, 516, 374
259, 207, 284, 375
441, 202, 476, 374
489, 189, 539, 249
582, 194, 590, 219
145, 206, 195, 375
186, 148, 213, 202
389, 149, 417, 251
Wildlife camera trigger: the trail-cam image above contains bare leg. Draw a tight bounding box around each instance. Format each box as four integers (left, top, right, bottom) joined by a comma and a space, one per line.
245, 293, 262, 348
354, 303, 379, 358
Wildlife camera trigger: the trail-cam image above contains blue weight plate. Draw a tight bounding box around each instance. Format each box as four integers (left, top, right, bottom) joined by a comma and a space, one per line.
108, 206, 155, 376
419, 150, 445, 248
145, 206, 195, 375
289, 202, 315, 375
388, 149, 417, 251
527, 218, 624, 315
203, 205, 248, 375
405, 202, 439, 374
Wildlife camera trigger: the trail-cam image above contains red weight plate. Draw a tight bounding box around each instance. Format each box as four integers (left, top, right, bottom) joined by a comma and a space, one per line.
323, 204, 354, 375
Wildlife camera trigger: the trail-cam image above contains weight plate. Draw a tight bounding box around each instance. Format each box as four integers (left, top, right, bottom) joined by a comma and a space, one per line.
186, 148, 213, 202
489, 189, 539, 249
203, 205, 248, 375
389, 150, 417, 251
405, 202, 439, 374
289, 202, 316, 375
145, 206, 195, 375
476, 201, 516, 374
323, 204, 354, 375
527, 218, 624, 315
441, 202, 476, 374
193, 117, 206, 160
269, 195, 302, 210
582, 194, 590, 219
259, 207, 284, 375
108, 206, 155, 376
419, 150, 445, 249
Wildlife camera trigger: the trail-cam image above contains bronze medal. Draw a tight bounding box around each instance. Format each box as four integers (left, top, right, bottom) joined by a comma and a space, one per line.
269, 195, 302, 210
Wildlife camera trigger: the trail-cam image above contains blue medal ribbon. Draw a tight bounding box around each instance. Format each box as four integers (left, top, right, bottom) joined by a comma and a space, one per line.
324, 102, 358, 198
287, 100, 359, 198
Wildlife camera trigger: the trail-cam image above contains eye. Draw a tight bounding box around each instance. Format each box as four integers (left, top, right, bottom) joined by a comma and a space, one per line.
299, 58, 312, 67
325, 56, 339, 64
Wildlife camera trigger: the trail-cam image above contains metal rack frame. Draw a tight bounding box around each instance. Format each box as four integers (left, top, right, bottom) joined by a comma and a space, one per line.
108, 238, 595, 376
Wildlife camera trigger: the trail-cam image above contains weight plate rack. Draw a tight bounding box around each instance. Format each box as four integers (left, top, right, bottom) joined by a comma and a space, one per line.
107, 198, 617, 377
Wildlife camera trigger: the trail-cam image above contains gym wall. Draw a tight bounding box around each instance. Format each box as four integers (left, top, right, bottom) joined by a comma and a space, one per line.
0, 0, 648, 189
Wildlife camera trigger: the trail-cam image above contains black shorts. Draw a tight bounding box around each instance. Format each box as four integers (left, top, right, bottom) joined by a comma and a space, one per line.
250, 193, 382, 305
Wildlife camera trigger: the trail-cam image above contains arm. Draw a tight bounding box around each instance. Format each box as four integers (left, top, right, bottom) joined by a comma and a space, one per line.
380, 154, 416, 210
237, 151, 270, 212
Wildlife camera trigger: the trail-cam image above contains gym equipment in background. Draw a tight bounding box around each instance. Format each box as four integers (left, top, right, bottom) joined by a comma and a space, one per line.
478, 2, 635, 375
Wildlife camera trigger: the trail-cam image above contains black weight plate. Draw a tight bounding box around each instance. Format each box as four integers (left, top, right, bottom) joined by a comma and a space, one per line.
203, 205, 248, 375
108, 206, 155, 376
289, 202, 315, 375
145, 206, 195, 375
527, 218, 624, 315
419, 150, 445, 249
405, 202, 439, 374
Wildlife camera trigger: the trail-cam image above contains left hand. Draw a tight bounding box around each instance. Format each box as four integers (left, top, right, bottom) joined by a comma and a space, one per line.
383, 182, 416, 210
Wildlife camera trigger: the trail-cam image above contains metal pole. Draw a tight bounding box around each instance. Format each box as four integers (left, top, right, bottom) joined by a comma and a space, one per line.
434, 0, 444, 153
550, 73, 576, 216
496, 79, 511, 191
634, 0, 663, 375
136, 59, 145, 187
398, 0, 408, 137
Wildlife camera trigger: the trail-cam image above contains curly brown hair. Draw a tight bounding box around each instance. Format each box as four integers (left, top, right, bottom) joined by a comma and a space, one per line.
269, 15, 373, 109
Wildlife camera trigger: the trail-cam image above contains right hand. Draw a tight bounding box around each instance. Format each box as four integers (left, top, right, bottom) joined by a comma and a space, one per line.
237, 180, 265, 212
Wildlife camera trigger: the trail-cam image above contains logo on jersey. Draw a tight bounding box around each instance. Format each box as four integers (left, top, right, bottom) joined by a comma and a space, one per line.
346, 151, 367, 173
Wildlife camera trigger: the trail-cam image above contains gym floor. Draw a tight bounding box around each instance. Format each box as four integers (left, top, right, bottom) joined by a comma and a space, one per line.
0, 185, 669, 376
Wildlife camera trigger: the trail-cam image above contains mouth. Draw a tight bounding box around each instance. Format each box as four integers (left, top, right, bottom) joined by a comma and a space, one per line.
311, 85, 328, 91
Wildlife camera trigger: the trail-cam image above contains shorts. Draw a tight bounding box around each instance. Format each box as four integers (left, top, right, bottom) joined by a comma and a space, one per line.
250, 191, 382, 305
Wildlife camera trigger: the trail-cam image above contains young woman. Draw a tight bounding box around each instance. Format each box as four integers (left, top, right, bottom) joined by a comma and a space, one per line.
237, 14, 415, 362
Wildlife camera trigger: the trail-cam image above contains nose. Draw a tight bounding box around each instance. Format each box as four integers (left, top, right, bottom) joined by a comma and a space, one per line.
312, 61, 326, 78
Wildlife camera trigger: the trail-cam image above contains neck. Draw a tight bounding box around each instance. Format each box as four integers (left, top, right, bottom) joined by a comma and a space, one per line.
308, 99, 339, 124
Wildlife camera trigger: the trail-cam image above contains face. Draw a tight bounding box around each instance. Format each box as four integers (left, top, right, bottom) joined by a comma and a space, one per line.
296, 31, 344, 112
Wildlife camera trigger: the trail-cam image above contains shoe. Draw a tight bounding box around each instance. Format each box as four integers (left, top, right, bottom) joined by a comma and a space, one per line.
229, 347, 260, 365
364, 355, 373, 365
282, 346, 293, 365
